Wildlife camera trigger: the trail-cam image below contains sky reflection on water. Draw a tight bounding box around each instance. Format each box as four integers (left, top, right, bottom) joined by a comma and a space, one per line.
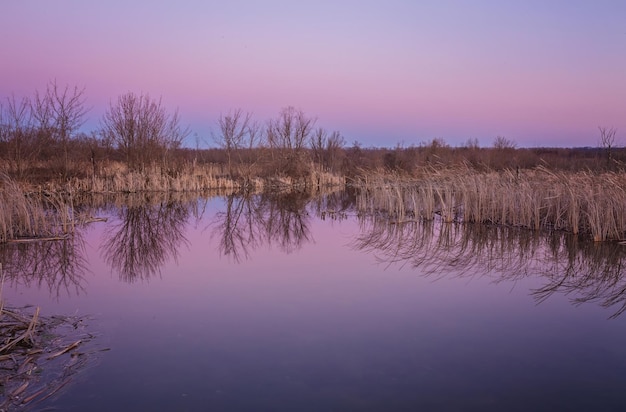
1, 191, 626, 411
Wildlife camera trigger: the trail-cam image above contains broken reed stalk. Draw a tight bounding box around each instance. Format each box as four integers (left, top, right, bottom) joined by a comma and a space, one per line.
356, 167, 626, 241
0, 261, 99, 409
0, 304, 94, 409
0, 263, 4, 314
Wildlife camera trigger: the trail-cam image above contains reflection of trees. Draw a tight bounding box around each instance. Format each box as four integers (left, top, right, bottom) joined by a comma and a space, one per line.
309, 188, 356, 222
0, 233, 88, 298
533, 238, 626, 318
101, 194, 190, 282
212, 191, 314, 262
354, 216, 626, 318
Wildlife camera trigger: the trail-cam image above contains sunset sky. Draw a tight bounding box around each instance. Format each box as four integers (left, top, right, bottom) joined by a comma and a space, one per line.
2, 1, 625, 148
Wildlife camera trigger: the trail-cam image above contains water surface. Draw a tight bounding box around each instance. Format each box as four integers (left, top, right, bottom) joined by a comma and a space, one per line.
2, 192, 626, 411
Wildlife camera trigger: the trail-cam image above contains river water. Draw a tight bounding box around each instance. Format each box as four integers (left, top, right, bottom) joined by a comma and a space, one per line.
2, 191, 626, 411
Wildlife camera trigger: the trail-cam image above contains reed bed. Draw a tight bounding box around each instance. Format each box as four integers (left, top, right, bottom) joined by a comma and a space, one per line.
0, 174, 76, 244
53, 161, 346, 195
68, 162, 241, 193
356, 166, 626, 241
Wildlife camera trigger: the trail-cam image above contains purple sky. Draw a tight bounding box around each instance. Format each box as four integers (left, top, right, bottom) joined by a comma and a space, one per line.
2, 1, 625, 148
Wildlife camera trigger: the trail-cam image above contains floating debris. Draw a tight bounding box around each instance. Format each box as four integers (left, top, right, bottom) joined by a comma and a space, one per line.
0, 265, 102, 410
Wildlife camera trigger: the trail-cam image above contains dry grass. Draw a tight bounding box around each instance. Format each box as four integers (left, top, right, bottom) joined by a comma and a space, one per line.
0, 174, 76, 244
356, 166, 626, 241
14, 160, 347, 195
70, 162, 241, 193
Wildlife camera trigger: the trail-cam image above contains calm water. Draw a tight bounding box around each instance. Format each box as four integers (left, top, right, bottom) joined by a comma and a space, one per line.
2, 191, 626, 411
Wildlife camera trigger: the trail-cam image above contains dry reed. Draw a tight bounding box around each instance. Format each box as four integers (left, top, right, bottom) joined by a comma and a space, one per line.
0, 174, 76, 243
356, 166, 626, 241
50, 160, 346, 195
0, 264, 100, 409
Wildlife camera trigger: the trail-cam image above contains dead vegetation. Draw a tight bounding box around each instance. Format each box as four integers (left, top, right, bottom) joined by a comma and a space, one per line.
0, 173, 76, 244
0, 264, 100, 410
356, 166, 626, 241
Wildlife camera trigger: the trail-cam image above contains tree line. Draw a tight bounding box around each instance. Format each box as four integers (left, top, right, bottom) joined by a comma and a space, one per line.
1, 83, 623, 185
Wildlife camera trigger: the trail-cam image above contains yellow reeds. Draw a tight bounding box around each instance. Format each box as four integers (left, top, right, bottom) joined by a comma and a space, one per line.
0, 173, 79, 243
54, 161, 346, 194
356, 167, 626, 241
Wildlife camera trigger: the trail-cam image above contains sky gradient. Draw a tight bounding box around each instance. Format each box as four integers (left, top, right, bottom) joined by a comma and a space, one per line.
2, 1, 625, 148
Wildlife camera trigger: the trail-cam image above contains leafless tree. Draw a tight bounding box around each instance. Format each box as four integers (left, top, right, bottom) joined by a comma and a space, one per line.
266, 106, 316, 177
325, 130, 345, 172
310, 127, 326, 167
492, 135, 516, 150
310, 127, 345, 172
1, 94, 34, 178
101, 92, 189, 171
266, 106, 315, 151
463, 137, 480, 150
599, 126, 617, 167
215, 108, 252, 177
41, 80, 89, 177
240, 119, 262, 183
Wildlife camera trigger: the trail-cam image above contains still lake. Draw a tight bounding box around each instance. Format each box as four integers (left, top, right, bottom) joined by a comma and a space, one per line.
2, 191, 626, 411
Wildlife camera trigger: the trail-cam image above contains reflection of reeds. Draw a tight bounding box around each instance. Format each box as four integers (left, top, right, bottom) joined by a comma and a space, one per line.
356, 167, 626, 241
354, 214, 626, 318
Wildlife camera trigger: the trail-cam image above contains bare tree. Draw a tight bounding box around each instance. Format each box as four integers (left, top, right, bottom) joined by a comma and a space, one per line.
1, 94, 34, 178
31, 90, 52, 129
30, 87, 55, 164
43, 81, 89, 177
310, 127, 328, 166
101, 92, 189, 171
326, 130, 345, 172
493, 135, 516, 150
310, 127, 345, 172
463, 137, 480, 150
215, 108, 252, 178
599, 126, 617, 167
266, 106, 316, 177
240, 119, 262, 183
266, 106, 315, 151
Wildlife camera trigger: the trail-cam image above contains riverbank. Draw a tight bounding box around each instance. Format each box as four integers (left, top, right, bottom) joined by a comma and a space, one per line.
2, 162, 626, 243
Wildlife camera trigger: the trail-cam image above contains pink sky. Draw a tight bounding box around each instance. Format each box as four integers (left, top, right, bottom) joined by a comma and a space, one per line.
2, 1, 625, 147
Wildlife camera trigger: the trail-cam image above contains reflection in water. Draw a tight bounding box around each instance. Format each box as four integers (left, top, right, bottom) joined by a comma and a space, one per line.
534, 238, 626, 317
212, 191, 314, 262
0, 234, 88, 298
4, 188, 625, 319
101, 194, 190, 282
354, 216, 626, 318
